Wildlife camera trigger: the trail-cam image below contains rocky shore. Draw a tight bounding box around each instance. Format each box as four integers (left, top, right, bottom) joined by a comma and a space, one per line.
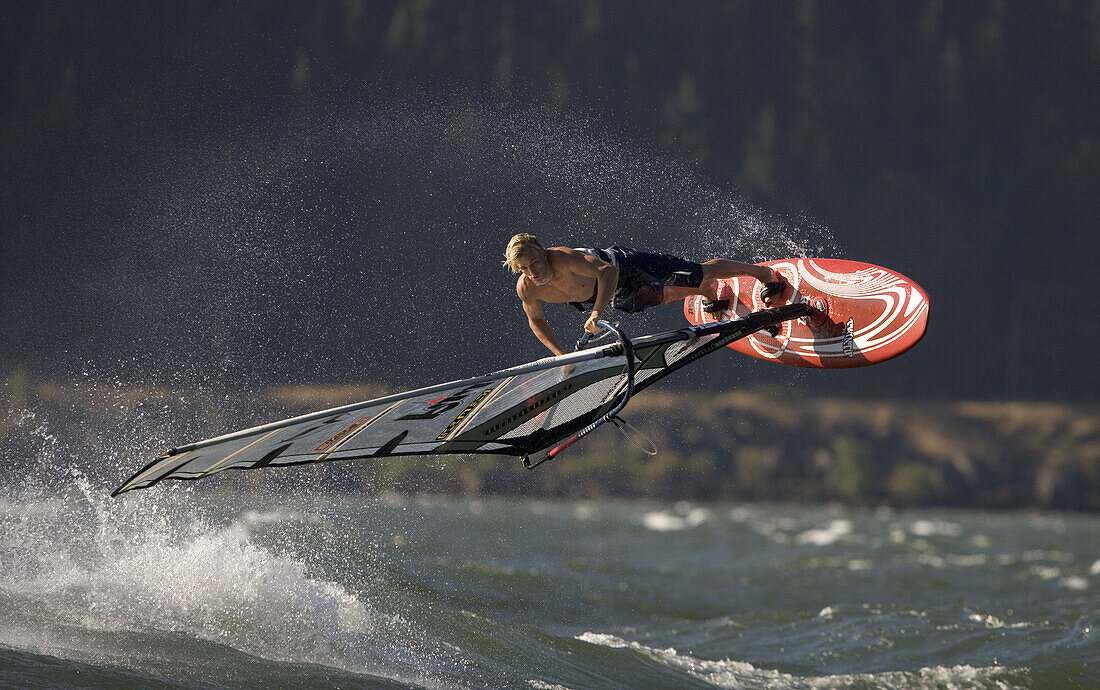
5, 375, 1098, 511
351, 390, 1099, 511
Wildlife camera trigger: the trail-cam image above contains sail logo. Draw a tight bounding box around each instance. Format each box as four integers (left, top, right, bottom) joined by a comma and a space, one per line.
437, 388, 496, 440
398, 385, 483, 421
842, 318, 855, 357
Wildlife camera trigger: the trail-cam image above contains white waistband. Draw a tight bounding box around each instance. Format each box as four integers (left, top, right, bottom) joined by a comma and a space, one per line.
574, 247, 618, 268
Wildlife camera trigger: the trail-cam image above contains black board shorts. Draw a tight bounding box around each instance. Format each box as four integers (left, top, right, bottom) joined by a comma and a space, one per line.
573, 245, 705, 314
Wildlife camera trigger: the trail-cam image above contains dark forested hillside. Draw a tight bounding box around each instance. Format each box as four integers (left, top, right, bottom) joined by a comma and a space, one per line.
3, 2, 1097, 400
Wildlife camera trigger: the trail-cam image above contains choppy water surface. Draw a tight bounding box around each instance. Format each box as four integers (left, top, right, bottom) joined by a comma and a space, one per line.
0, 483, 1096, 689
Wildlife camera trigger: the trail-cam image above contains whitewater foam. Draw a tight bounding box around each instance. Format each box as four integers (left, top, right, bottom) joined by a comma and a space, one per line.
577, 632, 1016, 689
641, 507, 711, 532
0, 472, 445, 687
796, 519, 854, 546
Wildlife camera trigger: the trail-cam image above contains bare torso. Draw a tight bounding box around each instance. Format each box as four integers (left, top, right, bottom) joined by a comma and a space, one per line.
516, 248, 599, 304
513, 246, 620, 356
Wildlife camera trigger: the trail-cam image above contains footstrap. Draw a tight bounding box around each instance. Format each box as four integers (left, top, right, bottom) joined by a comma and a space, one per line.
760, 280, 787, 302
701, 298, 729, 314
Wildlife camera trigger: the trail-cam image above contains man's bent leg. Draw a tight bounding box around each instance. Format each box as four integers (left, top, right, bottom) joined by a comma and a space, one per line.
659, 283, 716, 306
700, 258, 772, 281
702, 258, 786, 305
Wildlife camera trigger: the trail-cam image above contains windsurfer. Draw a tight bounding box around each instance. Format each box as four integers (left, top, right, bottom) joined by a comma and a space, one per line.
503, 233, 784, 356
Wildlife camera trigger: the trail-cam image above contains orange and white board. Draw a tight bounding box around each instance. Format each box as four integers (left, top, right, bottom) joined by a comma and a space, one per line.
683, 258, 929, 368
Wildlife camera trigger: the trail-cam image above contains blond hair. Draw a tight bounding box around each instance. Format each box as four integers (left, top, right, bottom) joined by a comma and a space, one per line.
502, 233, 545, 273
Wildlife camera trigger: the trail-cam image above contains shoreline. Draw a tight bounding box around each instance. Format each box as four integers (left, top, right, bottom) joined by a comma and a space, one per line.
5, 378, 1098, 511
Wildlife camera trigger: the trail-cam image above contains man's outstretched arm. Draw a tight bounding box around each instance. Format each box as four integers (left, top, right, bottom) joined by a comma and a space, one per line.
521, 295, 567, 356
583, 261, 618, 333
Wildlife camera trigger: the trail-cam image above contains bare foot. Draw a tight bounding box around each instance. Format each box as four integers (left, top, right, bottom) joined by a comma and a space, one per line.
760, 271, 788, 306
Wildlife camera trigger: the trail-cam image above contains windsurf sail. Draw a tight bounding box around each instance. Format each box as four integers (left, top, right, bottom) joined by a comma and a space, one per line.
112, 303, 811, 496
